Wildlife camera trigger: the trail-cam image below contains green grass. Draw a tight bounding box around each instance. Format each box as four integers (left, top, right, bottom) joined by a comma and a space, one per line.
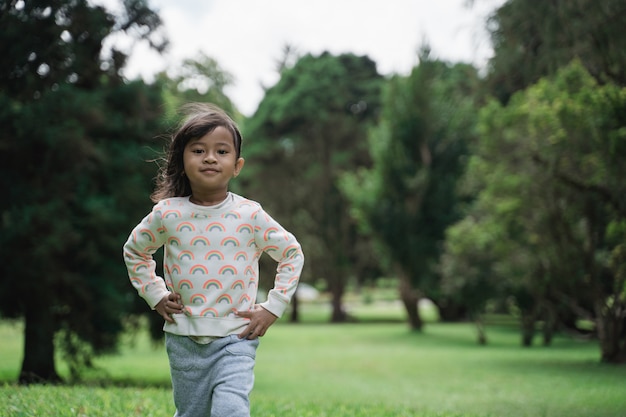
1, 303, 626, 417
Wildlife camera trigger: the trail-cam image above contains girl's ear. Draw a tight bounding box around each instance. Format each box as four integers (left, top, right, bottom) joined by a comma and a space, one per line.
233, 157, 245, 177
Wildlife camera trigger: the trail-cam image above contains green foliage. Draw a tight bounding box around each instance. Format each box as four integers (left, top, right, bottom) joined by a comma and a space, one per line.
157, 51, 240, 125
0, 0, 166, 382
443, 61, 626, 359
0, 81, 164, 378
243, 52, 384, 320
341, 52, 483, 322
486, 0, 626, 102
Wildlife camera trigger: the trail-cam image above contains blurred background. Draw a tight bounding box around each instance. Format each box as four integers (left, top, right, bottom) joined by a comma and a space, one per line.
1, 0, 625, 385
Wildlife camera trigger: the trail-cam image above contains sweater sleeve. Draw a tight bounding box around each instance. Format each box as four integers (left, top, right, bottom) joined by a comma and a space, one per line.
253, 208, 304, 318
122, 204, 170, 309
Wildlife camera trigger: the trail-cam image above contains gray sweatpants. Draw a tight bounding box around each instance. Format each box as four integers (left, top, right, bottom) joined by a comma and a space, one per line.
165, 333, 259, 417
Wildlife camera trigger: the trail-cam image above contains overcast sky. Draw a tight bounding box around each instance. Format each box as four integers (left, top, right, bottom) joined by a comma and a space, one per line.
110, 0, 505, 116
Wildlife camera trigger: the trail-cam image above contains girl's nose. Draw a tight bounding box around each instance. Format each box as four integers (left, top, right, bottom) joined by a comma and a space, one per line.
204, 152, 217, 163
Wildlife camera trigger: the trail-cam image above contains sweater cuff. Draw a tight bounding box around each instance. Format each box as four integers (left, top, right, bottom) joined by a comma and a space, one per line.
145, 288, 171, 310
259, 294, 288, 318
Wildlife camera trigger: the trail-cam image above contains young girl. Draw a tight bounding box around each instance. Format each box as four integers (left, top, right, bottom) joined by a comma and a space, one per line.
123, 103, 304, 417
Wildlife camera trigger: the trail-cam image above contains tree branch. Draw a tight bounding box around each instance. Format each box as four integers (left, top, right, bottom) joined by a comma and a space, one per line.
531, 153, 625, 216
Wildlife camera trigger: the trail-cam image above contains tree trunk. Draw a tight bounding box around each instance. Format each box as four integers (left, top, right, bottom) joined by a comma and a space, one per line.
19, 306, 61, 384
596, 304, 626, 364
520, 311, 536, 347
330, 285, 347, 323
290, 293, 300, 323
542, 304, 556, 346
398, 270, 422, 331
436, 297, 468, 322
474, 314, 487, 345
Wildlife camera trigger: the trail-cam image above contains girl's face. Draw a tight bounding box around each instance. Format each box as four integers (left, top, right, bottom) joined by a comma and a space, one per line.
183, 126, 244, 202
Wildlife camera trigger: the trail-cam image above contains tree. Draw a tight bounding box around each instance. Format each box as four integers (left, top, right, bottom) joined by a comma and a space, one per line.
446, 62, 626, 361
157, 51, 239, 122
341, 50, 482, 330
0, 0, 166, 383
486, 0, 626, 102
242, 52, 383, 322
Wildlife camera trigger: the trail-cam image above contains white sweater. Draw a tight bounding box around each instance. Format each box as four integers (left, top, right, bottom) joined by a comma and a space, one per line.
123, 193, 304, 337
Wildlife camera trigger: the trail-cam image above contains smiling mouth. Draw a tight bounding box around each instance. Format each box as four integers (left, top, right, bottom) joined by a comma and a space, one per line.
200, 168, 220, 173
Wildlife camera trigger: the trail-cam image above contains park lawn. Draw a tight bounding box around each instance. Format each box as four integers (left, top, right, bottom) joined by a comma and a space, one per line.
1, 304, 626, 417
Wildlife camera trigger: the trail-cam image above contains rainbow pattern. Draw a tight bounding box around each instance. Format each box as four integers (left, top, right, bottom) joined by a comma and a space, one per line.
264, 245, 279, 253
288, 276, 299, 285
163, 209, 182, 219
133, 262, 150, 273
263, 227, 279, 241
222, 212, 241, 219
190, 293, 207, 304
230, 280, 245, 290
140, 229, 156, 242
204, 250, 224, 261
218, 265, 237, 275
176, 222, 195, 232
178, 250, 194, 261
190, 236, 210, 246
239, 294, 251, 304
244, 266, 256, 277
191, 212, 208, 219
178, 279, 193, 290
167, 237, 181, 246
248, 279, 257, 289
246, 238, 256, 248
217, 294, 233, 304
143, 245, 160, 253
156, 226, 168, 234
130, 277, 142, 287
280, 263, 296, 273
140, 283, 149, 295
236, 223, 254, 234
234, 251, 248, 261
203, 279, 223, 290
283, 245, 301, 259
220, 236, 240, 247
189, 264, 209, 275
200, 307, 219, 317
170, 264, 181, 274
206, 222, 226, 232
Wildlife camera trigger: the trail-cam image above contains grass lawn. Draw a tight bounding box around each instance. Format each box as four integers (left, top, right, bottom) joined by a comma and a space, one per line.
1, 301, 625, 416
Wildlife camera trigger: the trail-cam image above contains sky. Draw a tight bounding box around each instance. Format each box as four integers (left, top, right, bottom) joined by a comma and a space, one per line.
106, 0, 505, 116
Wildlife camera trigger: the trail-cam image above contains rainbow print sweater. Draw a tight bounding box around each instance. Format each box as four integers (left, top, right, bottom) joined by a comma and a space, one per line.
123, 193, 304, 337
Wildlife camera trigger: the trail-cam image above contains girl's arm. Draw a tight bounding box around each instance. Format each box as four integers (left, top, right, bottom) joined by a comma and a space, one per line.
123, 205, 170, 309
253, 209, 305, 318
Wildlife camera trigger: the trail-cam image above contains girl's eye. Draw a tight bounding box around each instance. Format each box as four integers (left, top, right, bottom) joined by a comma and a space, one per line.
192, 149, 204, 154
217, 149, 228, 155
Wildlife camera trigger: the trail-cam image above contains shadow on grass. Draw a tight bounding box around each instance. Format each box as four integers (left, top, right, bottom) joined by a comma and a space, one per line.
0, 377, 172, 389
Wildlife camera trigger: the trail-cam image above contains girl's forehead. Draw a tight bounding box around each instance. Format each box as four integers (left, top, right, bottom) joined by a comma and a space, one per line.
187, 126, 235, 146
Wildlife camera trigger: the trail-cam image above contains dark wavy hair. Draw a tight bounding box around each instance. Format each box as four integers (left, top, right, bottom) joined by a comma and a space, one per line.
151, 103, 243, 203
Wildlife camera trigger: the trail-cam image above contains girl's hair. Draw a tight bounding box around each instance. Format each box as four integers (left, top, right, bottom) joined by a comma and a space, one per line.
151, 103, 243, 203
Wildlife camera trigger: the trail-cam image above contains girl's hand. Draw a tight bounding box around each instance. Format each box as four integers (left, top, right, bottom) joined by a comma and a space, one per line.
236, 305, 278, 339
155, 293, 184, 323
